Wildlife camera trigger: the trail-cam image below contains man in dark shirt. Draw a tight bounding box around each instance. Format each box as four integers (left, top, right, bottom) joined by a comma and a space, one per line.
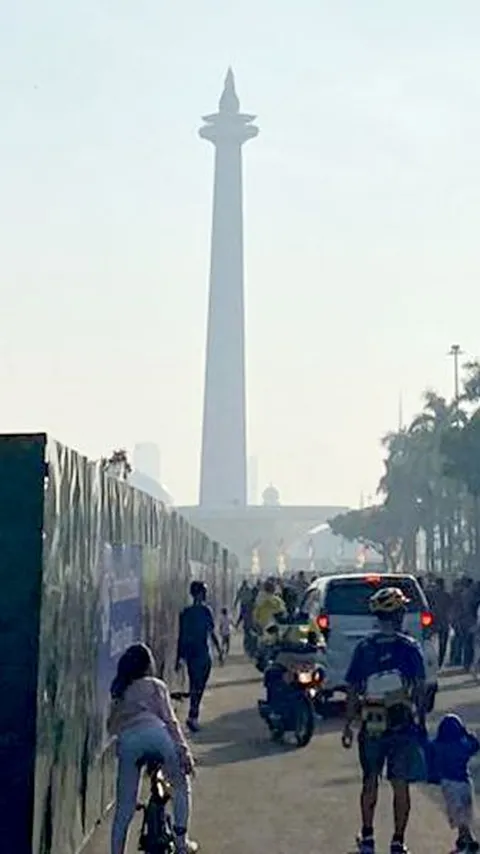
342, 587, 427, 854
176, 580, 222, 732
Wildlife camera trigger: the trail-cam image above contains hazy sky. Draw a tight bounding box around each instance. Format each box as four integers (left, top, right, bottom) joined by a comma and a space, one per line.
2, 1, 480, 506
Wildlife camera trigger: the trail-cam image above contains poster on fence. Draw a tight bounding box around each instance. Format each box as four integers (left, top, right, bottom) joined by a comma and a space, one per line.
96, 542, 143, 748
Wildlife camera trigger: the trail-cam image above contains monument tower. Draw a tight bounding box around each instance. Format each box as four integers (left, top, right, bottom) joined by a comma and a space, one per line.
199, 70, 258, 506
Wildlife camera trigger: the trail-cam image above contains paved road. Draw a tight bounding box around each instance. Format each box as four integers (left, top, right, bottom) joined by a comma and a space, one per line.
87, 645, 480, 854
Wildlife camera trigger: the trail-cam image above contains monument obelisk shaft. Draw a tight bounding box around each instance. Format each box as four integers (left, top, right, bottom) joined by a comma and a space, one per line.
199, 70, 258, 506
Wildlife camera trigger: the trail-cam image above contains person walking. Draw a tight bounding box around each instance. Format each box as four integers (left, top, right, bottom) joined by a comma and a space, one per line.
450, 580, 465, 666
431, 713, 480, 853
460, 579, 476, 672
176, 580, 223, 733
235, 580, 254, 629
429, 577, 452, 668
219, 606, 232, 656
341, 587, 427, 854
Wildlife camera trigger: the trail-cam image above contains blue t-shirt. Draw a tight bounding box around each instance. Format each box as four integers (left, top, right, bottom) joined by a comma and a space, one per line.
433, 732, 480, 783
345, 631, 426, 692
178, 603, 215, 662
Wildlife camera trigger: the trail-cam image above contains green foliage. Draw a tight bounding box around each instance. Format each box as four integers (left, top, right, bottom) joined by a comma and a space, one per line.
329, 505, 401, 570
330, 360, 480, 573
442, 414, 480, 498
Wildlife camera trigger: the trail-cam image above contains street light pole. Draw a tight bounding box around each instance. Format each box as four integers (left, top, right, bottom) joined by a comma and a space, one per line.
448, 344, 464, 402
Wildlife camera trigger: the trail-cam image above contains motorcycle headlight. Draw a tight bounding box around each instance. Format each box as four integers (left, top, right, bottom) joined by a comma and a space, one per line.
297, 671, 313, 684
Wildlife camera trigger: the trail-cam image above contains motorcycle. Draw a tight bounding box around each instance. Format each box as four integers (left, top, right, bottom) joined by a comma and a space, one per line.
254, 638, 272, 673
258, 655, 325, 747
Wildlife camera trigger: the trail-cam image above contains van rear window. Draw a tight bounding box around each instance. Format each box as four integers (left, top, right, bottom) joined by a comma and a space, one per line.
324, 577, 425, 616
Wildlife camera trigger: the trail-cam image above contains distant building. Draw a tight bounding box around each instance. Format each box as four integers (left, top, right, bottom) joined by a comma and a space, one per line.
287, 523, 382, 573
130, 442, 173, 506
133, 442, 161, 482
262, 484, 281, 507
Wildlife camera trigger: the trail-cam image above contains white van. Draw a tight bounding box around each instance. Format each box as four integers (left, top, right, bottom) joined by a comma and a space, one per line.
299, 572, 439, 711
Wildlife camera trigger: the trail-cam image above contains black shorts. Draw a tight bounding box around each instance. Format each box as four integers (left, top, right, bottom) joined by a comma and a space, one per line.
358, 729, 425, 783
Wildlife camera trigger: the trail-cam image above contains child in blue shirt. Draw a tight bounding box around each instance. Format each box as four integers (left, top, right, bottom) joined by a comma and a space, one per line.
432, 714, 480, 854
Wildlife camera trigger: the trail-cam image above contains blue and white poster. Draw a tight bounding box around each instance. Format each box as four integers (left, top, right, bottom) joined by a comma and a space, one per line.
96, 542, 143, 743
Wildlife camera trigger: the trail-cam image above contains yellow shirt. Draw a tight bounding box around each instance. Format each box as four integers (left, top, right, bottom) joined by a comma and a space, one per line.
253, 593, 286, 629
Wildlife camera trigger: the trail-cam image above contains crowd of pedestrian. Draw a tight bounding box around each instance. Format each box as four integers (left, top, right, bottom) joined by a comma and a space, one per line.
234, 571, 315, 630
419, 574, 480, 673
105, 567, 480, 854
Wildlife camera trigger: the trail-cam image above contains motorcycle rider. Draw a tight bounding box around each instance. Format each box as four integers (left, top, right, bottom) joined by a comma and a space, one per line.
341, 587, 427, 854
253, 578, 286, 631
281, 582, 299, 618
264, 625, 322, 708
176, 580, 223, 733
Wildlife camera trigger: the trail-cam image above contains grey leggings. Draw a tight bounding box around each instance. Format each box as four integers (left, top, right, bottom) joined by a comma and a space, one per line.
111, 724, 191, 854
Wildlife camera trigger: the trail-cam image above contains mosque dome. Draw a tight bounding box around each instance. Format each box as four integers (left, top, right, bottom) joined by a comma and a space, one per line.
262, 484, 281, 506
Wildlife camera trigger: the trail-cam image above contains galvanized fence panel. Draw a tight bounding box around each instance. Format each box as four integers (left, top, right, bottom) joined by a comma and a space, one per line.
0, 435, 236, 854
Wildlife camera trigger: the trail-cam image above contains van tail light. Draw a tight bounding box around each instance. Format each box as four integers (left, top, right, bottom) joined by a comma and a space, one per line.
317, 613, 330, 632
420, 611, 434, 630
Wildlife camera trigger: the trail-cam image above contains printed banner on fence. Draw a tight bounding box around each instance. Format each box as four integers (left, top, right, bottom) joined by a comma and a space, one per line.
96, 542, 143, 744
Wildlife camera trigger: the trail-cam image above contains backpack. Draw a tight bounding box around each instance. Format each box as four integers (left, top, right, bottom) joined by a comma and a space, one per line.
360, 635, 413, 736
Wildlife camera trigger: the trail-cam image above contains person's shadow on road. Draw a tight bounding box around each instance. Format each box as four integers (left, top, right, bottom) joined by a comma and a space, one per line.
195, 706, 296, 767
194, 701, 346, 768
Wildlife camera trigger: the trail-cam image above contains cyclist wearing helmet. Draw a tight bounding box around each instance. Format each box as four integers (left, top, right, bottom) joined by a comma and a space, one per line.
176, 580, 222, 732
341, 586, 427, 854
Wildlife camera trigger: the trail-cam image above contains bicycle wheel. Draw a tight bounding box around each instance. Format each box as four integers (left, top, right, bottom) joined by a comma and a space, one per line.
140, 799, 174, 854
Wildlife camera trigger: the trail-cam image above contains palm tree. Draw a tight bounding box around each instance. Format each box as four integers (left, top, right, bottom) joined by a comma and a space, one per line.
333, 363, 480, 578
442, 412, 480, 559
407, 392, 464, 573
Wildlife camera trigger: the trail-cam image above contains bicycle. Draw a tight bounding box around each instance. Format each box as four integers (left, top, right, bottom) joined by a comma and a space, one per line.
137, 692, 191, 854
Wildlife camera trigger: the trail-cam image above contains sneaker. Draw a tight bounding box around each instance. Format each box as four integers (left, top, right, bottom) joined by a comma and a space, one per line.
455, 841, 479, 854
186, 718, 200, 733
176, 837, 199, 854
356, 833, 375, 854
454, 835, 478, 854
390, 841, 409, 854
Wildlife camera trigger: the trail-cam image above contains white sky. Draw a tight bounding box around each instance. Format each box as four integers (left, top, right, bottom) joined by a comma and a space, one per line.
1, 1, 480, 506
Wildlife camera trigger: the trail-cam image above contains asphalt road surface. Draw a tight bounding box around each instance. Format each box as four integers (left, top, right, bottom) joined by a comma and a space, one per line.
87, 641, 480, 854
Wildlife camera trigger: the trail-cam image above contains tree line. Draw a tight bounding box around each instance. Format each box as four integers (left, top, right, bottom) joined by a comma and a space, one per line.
329, 361, 480, 575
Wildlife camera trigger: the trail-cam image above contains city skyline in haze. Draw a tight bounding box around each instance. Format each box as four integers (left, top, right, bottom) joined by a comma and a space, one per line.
1, 2, 479, 507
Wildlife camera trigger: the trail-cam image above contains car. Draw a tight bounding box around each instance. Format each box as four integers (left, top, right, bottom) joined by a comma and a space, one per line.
299, 572, 438, 712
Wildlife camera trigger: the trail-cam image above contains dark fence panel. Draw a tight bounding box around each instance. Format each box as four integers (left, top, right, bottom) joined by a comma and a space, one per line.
0, 434, 46, 854
0, 435, 236, 854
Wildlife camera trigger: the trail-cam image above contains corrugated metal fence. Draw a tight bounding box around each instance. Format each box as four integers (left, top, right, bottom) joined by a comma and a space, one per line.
0, 434, 237, 854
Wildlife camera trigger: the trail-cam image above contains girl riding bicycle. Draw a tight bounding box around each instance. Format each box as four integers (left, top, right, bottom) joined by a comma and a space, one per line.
108, 643, 197, 854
